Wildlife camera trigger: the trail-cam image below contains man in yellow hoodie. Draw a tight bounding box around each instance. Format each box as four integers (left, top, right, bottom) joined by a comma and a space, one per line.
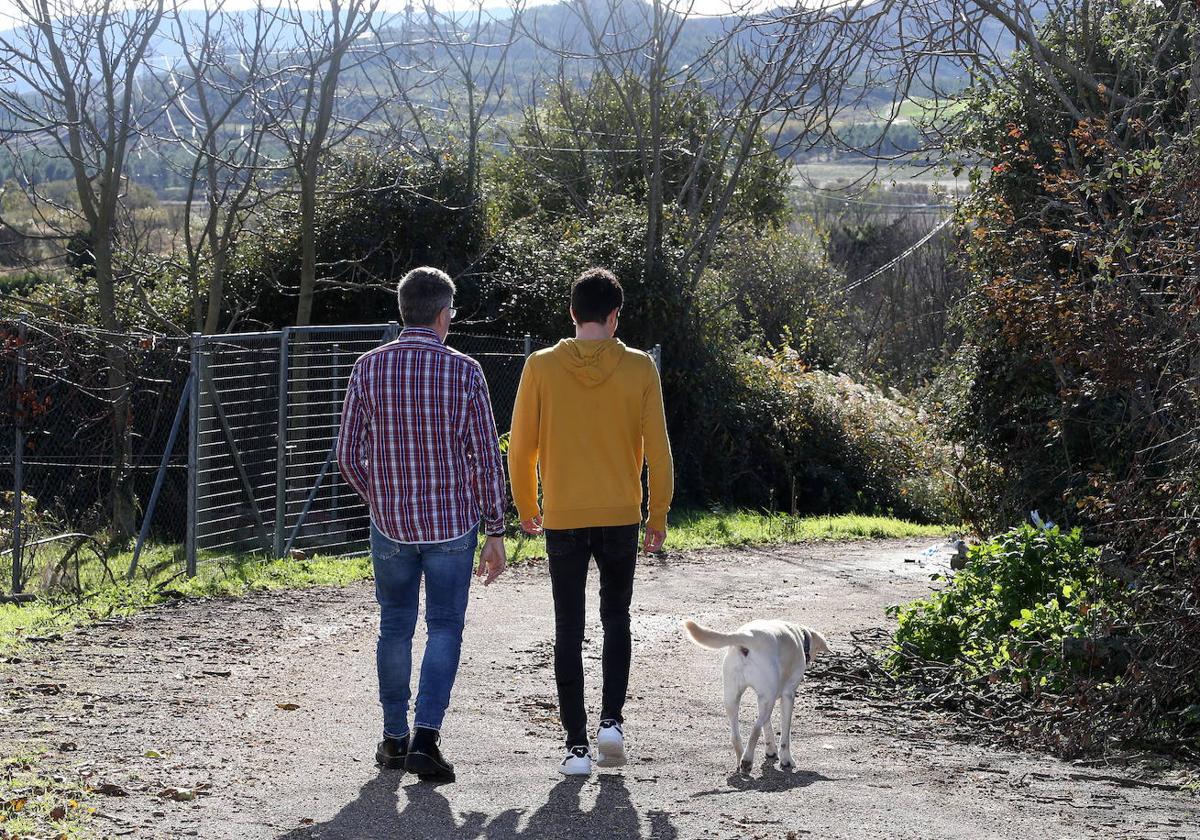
508, 267, 674, 776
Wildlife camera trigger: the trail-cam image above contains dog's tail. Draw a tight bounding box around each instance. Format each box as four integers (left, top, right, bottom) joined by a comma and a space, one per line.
681, 619, 754, 650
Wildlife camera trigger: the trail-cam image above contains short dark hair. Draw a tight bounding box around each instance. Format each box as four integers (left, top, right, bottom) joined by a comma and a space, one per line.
571, 267, 623, 324
397, 266, 455, 326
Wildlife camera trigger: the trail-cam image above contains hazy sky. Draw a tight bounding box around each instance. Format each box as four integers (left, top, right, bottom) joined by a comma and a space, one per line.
0, 0, 789, 28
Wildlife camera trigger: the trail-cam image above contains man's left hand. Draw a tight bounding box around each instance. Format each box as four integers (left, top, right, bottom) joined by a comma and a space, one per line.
476, 536, 507, 585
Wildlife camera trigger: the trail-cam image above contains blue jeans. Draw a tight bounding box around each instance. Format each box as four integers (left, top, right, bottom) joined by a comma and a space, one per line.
370, 522, 478, 739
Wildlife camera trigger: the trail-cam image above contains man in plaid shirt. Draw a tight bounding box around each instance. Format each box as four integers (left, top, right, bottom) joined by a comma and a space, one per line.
337, 266, 507, 783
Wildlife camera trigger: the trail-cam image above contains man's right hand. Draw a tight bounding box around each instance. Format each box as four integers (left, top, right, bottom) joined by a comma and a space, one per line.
476, 536, 507, 586
520, 515, 544, 535
643, 527, 667, 554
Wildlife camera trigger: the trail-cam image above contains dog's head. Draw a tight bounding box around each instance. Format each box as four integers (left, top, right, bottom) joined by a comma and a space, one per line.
804, 627, 830, 663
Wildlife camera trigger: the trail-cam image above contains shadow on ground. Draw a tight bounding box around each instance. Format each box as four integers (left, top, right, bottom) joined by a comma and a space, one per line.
690, 762, 833, 799
276, 772, 678, 839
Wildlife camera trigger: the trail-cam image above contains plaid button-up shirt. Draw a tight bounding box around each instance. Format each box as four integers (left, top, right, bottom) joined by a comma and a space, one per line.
336, 327, 507, 543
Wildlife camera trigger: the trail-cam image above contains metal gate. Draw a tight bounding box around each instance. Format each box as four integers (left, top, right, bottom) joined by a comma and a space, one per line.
190, 325, 388, 568
187, 326, 575, 570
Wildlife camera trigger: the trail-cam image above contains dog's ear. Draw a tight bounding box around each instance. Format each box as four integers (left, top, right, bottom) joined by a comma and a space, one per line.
808, 629, 830, 659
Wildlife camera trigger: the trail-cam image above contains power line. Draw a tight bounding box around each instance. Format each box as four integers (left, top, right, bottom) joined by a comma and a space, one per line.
842, 214, 953, 293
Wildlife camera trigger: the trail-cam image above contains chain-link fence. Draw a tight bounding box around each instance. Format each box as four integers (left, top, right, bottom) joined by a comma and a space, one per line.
3, 318, 660, 591
1, 317, 191, 593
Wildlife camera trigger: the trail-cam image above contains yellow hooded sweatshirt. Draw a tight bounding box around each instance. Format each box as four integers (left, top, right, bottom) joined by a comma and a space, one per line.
508, 338, 674, 532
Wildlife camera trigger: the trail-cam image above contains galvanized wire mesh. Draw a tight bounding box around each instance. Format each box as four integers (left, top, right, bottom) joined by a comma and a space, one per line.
281, 326, 422, 558
193, 327, 556, 562
193, 331, 284, 559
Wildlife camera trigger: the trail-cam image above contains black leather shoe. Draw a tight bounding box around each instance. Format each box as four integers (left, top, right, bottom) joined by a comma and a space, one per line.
404, 727, 455, 783
375, 734, 409, 770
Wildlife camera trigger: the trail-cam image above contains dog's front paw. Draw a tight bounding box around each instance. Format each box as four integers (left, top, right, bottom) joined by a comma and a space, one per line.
780, 759, 795, 771
765, 750, 778, 761
738, 758, 752, 774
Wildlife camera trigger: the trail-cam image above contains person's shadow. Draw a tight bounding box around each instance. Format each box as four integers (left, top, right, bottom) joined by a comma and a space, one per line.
273, 771, 485, 840
275, 771, 676, 840
487, 774, 677, 839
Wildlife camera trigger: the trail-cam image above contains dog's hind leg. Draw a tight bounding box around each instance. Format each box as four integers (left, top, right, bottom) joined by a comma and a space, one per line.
764, 697, 779, 760
739, 694, 775, 772
778, 690, 796, 770
725, 682, 747, 766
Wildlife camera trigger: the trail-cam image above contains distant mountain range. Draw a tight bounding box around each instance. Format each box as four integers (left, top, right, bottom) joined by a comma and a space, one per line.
3, 0, 1017, 98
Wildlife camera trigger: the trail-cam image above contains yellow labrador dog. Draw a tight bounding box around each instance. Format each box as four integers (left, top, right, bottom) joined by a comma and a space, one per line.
683, 619, 829, 772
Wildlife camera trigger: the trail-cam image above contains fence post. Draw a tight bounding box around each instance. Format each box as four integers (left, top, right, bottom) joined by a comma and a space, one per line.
186, 333, 201, 577
11, 316, 26, 594
386, 320, 399, 341
274, 327, 290, 558
128, 370, 193, 580
524, 333, 532, 358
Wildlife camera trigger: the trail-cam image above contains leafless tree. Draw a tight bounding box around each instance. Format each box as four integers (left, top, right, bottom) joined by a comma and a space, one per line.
414, 0, 523, 211
0, 0, 174, 539
162, 0, 283, 334
513, 0, 933, 285
255, 0, 382, 327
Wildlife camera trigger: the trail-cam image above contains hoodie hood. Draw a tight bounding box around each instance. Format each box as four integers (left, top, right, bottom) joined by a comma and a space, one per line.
552, 338, 626, 387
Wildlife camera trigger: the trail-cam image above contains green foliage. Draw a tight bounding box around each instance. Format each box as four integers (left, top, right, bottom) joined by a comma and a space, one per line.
702, 225, 847, 365
231, 145, 484, 327
730, 346, 958, 521
890, 525, 1117, 687
483, 198, 955, 518
0, 270, 44, 296
490, 74, 790, 229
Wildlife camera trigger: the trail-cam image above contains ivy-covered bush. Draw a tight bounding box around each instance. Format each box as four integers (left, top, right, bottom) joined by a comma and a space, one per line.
889, 525, 1118, 688
481, 199, 956, 519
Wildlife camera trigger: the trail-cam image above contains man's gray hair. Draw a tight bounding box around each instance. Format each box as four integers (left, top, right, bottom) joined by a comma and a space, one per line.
397, 266, 455, 327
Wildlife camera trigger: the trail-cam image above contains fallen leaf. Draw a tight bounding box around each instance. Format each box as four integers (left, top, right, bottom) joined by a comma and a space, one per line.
93, 783, 128, 797
276, 702, 300, 711
158, 787, 196, 802
144, 750, 163, 759
50, 804, 67, 820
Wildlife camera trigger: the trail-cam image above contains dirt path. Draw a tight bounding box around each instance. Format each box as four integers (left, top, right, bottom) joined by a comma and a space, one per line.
3, 540, 1198, 840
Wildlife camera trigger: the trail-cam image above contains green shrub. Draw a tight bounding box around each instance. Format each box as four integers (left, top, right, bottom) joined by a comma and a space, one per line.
231, 146, 484, 326
889, 525, 1120, 688
702, 225, 847, 367
734, 346, 958, 521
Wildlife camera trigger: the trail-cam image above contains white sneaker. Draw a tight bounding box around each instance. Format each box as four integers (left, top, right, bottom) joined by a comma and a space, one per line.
558, 745, 593, 776
596, 720, 626, 767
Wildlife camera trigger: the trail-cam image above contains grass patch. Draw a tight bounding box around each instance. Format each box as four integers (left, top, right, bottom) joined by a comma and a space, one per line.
665, 510, 952, 551
1, 511, 950, 656
0, 747, 94, 839
505, 510, 952, 559
0, 548, 374, 657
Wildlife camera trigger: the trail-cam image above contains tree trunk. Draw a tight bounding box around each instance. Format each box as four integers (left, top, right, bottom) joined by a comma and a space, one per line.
644, 0, 666, 284
295, 171, 318, 327
203, 248, 228, 334
94, 232, 136, 541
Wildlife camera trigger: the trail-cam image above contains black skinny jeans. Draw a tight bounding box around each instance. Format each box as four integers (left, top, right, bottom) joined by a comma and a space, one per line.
545, 524, 639, 748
